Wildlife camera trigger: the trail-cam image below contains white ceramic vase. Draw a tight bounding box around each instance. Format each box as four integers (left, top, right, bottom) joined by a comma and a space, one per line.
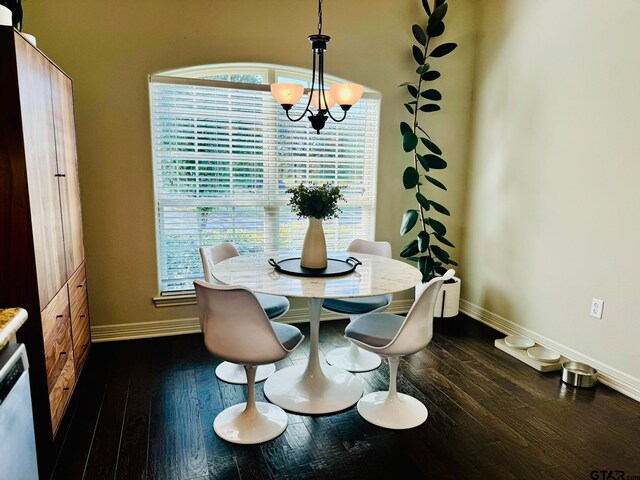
416, 276, 461, 318
300, 217, 327, 269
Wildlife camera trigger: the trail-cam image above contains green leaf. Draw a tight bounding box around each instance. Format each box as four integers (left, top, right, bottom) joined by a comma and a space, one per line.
400, 239, 419, 257
425, 175, 447, 190
421, 89, 442, 101
431, 244, 450, 264
435, 264, 448, 276
419, 255, 436, 282
427, 21, 445, 38
426, 154, 447, 169
400, 121, 412, 136
435, 0, 446, 7
404, 103, 415, 114
434, 233, 455, 248
417, 154, 430, 172
429, 200, 450, 215
421, 0, 432, 15
416, 63, 430, 75
402, 132, 418, 152
412, 24, 427, 46
407, 85, 419, 98
420, 104, 441, 112
427, 217, 446, 235
398, 82, 414, 87
416, 192, 431, 211
421, 137, 442, 155
448, 259, 459, 266
430, 42, 458, 58
403, 167, 420, 189
417, 231, 430, 252
400, 209, 419, 235
429, 3, 448, 26
412, 45, 425, 65
422, 71, 441, 81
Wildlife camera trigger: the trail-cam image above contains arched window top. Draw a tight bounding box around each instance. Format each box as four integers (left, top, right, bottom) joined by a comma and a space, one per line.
154, 62, 379, 94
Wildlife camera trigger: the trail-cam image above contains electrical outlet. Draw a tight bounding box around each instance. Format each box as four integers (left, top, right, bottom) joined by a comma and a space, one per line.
591, 298, 604, 319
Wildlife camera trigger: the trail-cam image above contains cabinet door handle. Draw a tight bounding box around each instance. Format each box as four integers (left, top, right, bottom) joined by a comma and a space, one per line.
54, 173, 66, 177
56, 314, 64, 319
63, 387, 70, 391
60, 351, 67, 356
80, 315, 85, 319
77, 284, 84, 288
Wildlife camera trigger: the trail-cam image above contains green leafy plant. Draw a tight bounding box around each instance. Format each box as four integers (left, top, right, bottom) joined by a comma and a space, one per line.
400, 0, 458, 282
1, 0, 22, 30
286, 183, 346, 220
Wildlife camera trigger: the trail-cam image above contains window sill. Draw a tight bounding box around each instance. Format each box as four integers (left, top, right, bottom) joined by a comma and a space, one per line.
153, 292, 197, 308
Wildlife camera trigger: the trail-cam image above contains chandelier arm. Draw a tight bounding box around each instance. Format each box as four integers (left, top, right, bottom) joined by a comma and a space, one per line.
284, 50, 317, 122
318, 49, 347, 123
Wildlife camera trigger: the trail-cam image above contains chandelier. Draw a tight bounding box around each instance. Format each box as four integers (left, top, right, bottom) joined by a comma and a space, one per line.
270, 0, 364, 134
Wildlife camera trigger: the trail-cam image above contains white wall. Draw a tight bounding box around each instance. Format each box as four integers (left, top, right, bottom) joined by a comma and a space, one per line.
463, 0, 640, 382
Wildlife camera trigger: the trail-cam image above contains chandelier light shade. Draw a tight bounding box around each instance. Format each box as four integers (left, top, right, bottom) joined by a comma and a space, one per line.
329, 83, 364, 106
270, 0, 364, 133
270, 83, 305, 109
310, 90, 335, 111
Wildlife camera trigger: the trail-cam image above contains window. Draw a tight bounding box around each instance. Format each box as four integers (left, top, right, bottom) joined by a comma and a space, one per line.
149, 63, 381, 293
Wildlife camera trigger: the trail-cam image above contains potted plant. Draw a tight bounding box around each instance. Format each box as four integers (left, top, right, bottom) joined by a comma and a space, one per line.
287, 182, 346, 269
0, 0, 21, 29
399, 0, 461, 317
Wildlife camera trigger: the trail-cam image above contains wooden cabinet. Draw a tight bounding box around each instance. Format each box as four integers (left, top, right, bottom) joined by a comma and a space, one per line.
14, 33, 68, 310
0, 27, 91, 475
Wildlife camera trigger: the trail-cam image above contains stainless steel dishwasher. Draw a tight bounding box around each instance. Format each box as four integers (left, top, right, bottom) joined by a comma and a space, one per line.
0, 343, 39, 479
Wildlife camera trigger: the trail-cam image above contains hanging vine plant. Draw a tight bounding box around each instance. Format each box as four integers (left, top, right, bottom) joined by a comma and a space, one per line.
399, 0, 458, 283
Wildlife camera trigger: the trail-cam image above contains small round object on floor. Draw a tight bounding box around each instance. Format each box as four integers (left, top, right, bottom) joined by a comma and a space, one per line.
357, 391, 428, 430
215, 361, 276, 384
504, 335, 535, 349
213, 402, 288, 444
326, 346, 381, 372
527, 346, 560, 363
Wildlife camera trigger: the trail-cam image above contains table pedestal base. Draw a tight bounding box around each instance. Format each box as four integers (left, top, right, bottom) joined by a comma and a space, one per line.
263, 298, 363, 414
264, 363, 362, 414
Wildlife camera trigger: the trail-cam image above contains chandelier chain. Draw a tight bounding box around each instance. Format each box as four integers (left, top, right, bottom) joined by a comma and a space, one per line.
317, 0, 323, 34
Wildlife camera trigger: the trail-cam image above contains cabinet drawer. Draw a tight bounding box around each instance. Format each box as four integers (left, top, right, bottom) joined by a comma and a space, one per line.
69, 263, 87, 315
49, 354, 75, 435
72, 300, 90, 376
41, 286, 73, 390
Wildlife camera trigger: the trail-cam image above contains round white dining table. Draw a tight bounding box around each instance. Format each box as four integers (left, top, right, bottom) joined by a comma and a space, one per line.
211, 252, 422, 415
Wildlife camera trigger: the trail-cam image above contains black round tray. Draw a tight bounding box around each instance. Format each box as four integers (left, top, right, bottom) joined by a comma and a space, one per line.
268, 256, 361, 277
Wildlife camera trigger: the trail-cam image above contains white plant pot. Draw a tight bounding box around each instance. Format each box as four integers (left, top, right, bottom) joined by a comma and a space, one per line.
416, 276, 461, 318
300, 217, 327, 269
22, 33, 37, 46
0, 5, 12, 26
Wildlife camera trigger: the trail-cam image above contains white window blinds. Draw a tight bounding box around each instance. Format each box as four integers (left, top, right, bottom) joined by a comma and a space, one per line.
149, 74, 381, 293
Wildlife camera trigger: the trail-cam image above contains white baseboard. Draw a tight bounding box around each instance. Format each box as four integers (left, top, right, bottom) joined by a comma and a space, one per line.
90, 299, 415, 343
460, 299, 640, 402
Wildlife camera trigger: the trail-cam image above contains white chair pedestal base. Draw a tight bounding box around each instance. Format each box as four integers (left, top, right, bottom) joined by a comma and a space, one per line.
215, 361, 276, 384
326, 343, 381, 372
214, 401, 288, 444
357, 391, 428, 429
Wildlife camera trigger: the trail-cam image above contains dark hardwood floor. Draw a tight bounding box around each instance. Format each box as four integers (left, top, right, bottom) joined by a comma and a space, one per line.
50, 315, 640, 480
